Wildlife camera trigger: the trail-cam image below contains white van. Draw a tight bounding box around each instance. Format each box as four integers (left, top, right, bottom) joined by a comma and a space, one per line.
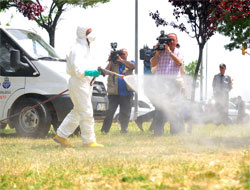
0, 26, 108, 138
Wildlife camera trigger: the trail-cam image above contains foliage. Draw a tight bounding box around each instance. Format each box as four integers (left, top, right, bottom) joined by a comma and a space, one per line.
217, 16, 250, 51
185, 60, 199, 78
0, 0, 110, 47
150, 1, 221, 41
213, 0, 250, 50
0, 0, 44, 20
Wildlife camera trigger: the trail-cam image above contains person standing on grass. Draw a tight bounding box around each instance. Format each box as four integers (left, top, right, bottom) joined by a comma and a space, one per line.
101, 49, 135, 134
53, 26, 104, 148
150, 32, 184, 136
237, 96, 246, 124
212, 63, 232, 125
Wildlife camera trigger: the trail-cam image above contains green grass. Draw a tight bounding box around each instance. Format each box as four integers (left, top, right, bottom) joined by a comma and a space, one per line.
1, 122, 250, 189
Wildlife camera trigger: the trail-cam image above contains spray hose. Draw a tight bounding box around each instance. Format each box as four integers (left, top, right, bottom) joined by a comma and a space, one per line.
0, 89, 69, 123
0, 68, 126, 122
1, 68, 120, 123
1, 68, 113, 123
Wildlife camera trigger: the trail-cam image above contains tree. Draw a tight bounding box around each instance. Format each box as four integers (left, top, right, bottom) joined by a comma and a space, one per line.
1, 0, 110, 47
150, 0, 250, 101
0, 0, 44, 20
216, 0, 250, 51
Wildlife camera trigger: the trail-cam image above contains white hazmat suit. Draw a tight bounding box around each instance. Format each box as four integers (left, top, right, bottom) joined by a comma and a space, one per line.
56, 26, 96, 144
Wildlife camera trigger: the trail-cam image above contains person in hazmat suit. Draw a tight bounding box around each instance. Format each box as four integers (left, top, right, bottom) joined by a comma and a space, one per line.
53, 26, 104, 148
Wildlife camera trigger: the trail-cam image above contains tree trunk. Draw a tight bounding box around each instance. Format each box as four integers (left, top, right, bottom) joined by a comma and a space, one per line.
48, 28, 55, 47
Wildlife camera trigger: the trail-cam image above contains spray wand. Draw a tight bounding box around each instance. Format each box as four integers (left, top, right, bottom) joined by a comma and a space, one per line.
98, 67, 125, 79
90, 67, 125, 85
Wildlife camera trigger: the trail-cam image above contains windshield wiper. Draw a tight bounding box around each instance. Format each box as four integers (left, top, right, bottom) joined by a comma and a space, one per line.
38, 56, 57, 60
38, 56, 66, 62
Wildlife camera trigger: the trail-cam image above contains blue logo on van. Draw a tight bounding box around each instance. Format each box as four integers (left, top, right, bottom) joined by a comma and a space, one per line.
2, 77, 11, 89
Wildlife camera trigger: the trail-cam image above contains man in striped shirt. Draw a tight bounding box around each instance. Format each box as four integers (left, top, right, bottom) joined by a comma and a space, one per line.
150, 33, 184, 136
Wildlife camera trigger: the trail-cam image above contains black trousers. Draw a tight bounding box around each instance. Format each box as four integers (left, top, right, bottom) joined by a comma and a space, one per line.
149, 79, 185, 136
153, 106, 184, 136
101, 94, 133, 133
135, 110, 155, 131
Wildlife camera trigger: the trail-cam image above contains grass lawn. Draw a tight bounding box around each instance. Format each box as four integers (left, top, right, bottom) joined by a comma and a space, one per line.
0, 122, 250, 189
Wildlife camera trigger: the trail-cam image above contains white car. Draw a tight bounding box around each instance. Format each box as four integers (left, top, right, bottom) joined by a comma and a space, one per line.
202, 100, 250, 124
228, 101, 250, 124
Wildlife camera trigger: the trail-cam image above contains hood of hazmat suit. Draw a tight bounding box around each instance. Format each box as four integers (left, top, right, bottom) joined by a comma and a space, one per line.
66, 26, 96, 80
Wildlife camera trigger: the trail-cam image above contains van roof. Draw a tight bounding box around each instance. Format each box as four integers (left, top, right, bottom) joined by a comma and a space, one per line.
0, 25, 38, 34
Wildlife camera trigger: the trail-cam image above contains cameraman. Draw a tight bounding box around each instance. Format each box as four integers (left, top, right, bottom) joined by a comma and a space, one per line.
101, 48, 135, 134
150, 33, 184, 136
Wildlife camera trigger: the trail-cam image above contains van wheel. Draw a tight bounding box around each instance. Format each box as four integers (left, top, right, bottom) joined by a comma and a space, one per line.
10, 98, 52, 138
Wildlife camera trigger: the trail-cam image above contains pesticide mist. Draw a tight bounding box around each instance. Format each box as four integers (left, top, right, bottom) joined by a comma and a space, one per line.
124, 74, 250, 149
125, 74, 194, 120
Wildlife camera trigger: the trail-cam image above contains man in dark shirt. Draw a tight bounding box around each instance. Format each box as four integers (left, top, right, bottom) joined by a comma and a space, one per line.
212, 63, 232, 125
101, 49, 135, 134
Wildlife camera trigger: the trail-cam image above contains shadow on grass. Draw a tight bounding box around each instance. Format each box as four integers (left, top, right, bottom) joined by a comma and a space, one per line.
0, 133, 17, 138
0, 132, 57, 138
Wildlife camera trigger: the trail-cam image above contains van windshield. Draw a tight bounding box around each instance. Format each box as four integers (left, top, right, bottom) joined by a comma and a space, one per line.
7, 29, 64, 60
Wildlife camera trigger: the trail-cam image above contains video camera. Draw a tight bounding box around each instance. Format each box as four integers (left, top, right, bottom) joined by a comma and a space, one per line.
156, 30, 173, 51
139, 45, 155, 62
110, 42, 122, 62
140, 31, 173, 62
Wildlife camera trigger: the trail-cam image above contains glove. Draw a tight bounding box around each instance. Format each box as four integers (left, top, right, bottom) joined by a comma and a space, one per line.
120, 75, 125, 80
84, 70, 101, 77
98, 67, 106, 77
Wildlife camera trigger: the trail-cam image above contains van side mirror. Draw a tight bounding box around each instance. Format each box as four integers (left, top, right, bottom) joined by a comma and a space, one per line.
10, 49, 20, 68
10, 49, 29, 69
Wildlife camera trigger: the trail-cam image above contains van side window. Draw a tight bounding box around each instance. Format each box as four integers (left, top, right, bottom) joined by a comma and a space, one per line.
0, 30, 36, 77
0, 38, 15, 73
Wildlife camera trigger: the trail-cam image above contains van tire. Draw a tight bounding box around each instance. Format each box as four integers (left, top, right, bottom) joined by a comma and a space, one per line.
10, 98, 52, 138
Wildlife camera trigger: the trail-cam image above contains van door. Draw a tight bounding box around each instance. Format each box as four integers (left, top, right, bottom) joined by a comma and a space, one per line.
0, 30, 26, 120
